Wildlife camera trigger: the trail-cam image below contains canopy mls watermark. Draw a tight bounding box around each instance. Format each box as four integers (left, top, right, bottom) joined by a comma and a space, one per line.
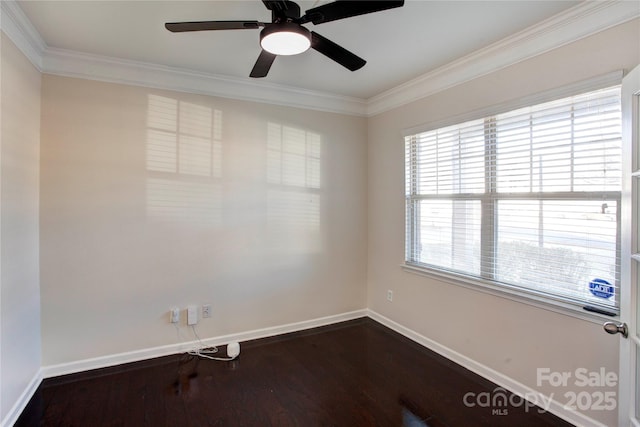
462, 367, 618, 416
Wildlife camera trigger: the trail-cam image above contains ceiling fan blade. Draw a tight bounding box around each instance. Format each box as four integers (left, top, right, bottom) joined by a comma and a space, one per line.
302, 0, 404, 25
310, 32, 365, 71
250, 50, 277, 78
165, 21, 261, 32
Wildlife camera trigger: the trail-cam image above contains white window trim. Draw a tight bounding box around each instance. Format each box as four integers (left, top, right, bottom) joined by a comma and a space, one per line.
402, 71, 625, 324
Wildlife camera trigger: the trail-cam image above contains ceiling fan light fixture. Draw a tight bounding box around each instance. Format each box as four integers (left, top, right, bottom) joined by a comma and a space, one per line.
260, 23, 311, 56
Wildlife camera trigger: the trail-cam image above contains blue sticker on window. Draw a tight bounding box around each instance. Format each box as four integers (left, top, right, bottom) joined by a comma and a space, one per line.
589, 278, 614, 299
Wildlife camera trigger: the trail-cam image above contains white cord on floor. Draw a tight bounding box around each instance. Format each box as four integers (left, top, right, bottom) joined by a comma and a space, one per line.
176, 324, 237, 361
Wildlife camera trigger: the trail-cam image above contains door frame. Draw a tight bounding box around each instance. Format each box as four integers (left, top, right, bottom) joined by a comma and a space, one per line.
620, 64, 640, 427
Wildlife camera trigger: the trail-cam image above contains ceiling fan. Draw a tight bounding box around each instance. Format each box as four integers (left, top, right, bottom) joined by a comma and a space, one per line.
165, 0, 405, 78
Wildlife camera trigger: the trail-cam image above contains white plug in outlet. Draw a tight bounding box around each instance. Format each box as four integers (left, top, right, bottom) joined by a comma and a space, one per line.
387, 290, 393, 302
187, 305, 198, 325
170, 307, 180, 323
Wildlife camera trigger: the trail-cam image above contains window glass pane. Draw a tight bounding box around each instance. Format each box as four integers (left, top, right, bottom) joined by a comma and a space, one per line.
495, 87, 621, 193
409, 119, 485, 195
496, 200, 618, 308
496, 105, 573, 192
570, 89, 621, 192
409, 199, 481, 276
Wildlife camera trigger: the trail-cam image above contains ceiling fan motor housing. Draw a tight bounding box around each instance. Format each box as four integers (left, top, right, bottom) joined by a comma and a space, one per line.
267, 0, 301, 22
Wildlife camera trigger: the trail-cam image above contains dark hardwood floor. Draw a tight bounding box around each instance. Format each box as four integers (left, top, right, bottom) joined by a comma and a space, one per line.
16, 318, 573, 426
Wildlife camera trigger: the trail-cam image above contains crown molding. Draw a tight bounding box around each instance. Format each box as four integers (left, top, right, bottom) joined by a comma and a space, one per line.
366, 0, 640, 116
0, 0, 46, 70
42, 48, 368, 116
2, 0, 638, 117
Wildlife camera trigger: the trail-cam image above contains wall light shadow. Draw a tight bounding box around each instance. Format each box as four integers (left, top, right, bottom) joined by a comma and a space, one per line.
266, 122, 322, 254
145, 94, 222, 227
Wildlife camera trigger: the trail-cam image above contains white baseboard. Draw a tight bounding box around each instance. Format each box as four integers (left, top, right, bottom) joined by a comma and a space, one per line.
41, 309, 368, 379
366, 309, 607, 427
1, 368, 42, 427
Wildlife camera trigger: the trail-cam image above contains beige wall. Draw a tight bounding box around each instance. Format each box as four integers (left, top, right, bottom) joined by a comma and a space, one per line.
0, 35, 42, 423
367, 19, 640, 426
39, 75, 368, 365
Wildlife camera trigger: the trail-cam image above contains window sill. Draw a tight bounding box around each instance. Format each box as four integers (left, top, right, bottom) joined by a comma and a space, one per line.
401, 263, 619, 325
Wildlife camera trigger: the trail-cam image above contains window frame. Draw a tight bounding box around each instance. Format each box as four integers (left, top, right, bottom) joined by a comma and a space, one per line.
402, 72, 624, 322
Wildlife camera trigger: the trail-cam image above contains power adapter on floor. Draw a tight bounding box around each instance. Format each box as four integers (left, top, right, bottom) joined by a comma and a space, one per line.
227, 342, 240, 359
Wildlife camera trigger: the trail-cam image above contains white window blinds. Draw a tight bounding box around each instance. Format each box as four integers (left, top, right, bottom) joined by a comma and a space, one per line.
405, 86, 622, 313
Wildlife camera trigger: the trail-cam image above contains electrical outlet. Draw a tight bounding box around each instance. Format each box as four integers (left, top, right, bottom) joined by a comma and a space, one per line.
387, 290, 393, 302
202, 304, 212, 318
187, 305, 198, 325
170, 307, 180, 323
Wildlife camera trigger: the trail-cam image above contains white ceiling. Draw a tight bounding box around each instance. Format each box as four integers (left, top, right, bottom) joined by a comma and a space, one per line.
16, 0, 582, 100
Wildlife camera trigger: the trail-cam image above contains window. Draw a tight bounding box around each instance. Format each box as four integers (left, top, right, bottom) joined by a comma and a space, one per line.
405, 86, 622, 314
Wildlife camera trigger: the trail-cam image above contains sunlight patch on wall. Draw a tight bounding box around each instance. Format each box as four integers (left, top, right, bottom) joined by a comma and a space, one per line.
267, 122, 321, 189
267, 122, 322, 253
146, 178, 222, 226
267, 190, 321, 253
146, 129, 177, 173
145, 94, 223, 226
